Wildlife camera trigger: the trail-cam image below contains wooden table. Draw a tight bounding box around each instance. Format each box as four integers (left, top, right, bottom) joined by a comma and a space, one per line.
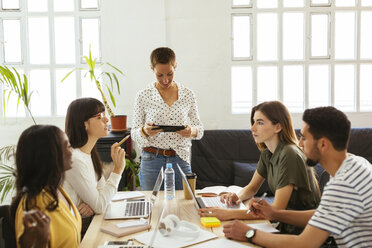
80, 191, 267, 247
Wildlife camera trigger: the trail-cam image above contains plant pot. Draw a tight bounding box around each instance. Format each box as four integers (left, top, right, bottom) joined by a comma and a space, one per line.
110, 115, 127, 132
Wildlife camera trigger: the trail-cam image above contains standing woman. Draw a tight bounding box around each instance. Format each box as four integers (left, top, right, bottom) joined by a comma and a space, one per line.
131, 47, 204, 190
63, 98, 125, 235
11, 125, 81, 247
199, 101, 320, 234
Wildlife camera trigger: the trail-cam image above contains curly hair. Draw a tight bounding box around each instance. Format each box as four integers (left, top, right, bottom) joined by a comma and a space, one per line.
303, 106, 351, 151
150, 47, 176, 68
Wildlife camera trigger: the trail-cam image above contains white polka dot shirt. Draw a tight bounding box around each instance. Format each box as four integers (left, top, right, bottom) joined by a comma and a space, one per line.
131, 82, 204, 163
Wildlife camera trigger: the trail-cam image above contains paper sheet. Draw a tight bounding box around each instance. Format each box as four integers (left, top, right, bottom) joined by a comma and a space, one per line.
112, 191, 145, 201
191, 238, 254, 248
116, 218, 148, 228
134, 228, 217, 248
247, 222, 279, 233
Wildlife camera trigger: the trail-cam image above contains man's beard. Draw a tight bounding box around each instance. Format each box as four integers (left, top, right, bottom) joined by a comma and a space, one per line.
306, 141, 320, 167
306, 158, 319, 167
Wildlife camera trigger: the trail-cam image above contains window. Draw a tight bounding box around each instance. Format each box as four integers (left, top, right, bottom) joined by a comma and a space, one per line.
231, 0, 372, 114
0, 0, 101, 118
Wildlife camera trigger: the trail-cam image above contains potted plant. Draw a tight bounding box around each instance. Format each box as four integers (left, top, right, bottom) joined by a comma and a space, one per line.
62, 46, 127, 131
119, 150, 140, 191
0, 65, 36, 203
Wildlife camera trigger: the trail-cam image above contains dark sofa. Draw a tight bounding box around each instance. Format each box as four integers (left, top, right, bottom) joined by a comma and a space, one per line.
191, 128, 372, 194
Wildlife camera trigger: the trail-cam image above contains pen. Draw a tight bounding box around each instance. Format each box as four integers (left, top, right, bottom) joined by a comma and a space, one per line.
246, 192, 267, 214
116, 134, 130, 147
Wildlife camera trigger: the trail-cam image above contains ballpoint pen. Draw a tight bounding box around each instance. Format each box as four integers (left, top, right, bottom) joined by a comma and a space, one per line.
246, 192, 267, 214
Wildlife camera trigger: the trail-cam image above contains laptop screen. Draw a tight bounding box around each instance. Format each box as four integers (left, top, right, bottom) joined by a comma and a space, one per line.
176, 164, 201, 209
150, 168, 164, 203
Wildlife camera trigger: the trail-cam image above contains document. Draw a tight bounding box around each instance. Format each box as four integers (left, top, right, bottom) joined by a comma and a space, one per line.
192, 238, 254, 248
247, 222, 279, 233
134, 229, 217, 248
111, 191, 145, 201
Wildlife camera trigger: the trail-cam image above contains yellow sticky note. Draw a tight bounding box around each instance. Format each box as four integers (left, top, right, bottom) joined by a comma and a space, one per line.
200, 217, 221, 227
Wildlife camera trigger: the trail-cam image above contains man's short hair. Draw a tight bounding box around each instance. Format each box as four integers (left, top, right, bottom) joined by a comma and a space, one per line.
150, 47, 176, 67
303, 106, 351, 151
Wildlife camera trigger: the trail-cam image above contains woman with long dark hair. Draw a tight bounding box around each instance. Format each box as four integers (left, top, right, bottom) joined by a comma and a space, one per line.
63, 97, 125, 235
11, 125, 81, 247
199, 101, 320, 234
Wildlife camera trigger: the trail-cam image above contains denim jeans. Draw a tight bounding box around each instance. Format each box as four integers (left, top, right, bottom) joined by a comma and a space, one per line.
139, 150, 192, 190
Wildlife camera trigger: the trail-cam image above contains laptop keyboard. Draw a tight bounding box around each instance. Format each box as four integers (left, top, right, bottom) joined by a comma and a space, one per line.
202, 197, 226, 208
124, 201, 151, 217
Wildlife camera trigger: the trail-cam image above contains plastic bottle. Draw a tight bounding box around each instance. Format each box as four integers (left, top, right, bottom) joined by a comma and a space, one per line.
164, 163, 175, 200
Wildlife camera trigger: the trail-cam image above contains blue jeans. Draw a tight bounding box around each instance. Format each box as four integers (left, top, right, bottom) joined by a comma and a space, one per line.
139, 150, 192, 191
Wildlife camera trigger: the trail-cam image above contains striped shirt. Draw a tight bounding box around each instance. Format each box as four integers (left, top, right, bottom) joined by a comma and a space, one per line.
308, 154, 372, 248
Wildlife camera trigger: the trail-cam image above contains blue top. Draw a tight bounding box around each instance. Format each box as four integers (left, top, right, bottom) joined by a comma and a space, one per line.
166, 163, 172, 169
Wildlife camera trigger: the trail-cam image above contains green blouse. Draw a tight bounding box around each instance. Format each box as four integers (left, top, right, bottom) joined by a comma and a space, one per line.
256, 142, 320, 234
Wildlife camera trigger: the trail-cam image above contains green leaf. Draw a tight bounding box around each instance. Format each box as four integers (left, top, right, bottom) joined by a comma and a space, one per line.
112, 73, 120, 95
107, 62, 125, 76
105, 85, 116, 108
61, 68, 77, 82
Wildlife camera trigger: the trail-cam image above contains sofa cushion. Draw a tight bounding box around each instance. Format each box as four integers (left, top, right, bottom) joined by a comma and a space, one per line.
233, 162, 274, 196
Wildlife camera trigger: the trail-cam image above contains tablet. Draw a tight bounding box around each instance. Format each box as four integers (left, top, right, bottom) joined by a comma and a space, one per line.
152, 125, 186, 132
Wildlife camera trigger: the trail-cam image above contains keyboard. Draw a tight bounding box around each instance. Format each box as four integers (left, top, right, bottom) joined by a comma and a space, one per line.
202, 197, 226, 208
202, 197, 241, 209
124, 201, 151, 217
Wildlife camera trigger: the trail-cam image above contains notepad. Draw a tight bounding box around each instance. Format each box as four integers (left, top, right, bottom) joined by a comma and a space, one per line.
247, 222, 279, 233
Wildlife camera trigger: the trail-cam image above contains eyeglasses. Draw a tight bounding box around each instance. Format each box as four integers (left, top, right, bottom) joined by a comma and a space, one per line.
91, 112, 106, 119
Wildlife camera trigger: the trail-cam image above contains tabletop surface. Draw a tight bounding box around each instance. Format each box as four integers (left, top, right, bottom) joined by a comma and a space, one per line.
79, 190, 267, 248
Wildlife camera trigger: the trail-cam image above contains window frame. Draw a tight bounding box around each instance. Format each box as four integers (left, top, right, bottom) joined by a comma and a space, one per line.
0, 0, 102, 118
230, 0, 372, 114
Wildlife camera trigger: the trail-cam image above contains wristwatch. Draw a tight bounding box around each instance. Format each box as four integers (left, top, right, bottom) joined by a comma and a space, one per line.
245, 229, 256, 244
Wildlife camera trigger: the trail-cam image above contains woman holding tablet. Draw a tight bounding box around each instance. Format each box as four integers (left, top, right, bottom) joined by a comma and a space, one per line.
63, 97, 126, 236
199, 101, 320, 234
131, 47, 204, 190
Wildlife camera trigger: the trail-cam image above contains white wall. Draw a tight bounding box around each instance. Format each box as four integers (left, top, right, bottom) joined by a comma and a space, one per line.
1, 0, 371, 147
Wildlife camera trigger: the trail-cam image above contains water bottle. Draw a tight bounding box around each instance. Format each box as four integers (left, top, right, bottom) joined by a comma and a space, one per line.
164, 163, 175, 200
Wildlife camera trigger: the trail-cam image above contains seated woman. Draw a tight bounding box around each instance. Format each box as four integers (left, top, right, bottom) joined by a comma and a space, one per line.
199, 101, 320, 234
63, 98, 125, 235
11, 125, 81, 247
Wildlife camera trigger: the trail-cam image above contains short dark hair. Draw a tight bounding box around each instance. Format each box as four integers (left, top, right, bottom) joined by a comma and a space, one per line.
303, 106, 351, 151
150, 47, 176, 67
11, 125, 65, 216
65, 97, 105, 178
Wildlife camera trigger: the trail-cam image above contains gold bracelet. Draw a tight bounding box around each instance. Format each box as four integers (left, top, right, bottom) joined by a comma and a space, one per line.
141, 126, 149, 137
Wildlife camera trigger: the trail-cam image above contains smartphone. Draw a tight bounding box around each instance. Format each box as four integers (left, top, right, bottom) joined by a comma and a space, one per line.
105, 240, 133, 245
152, 124, 186, 132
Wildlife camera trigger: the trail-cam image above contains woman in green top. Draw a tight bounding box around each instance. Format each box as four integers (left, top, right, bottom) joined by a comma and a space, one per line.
198, 101, 320, 234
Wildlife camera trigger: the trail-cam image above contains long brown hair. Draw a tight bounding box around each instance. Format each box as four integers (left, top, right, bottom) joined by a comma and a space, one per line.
11, 125, 65, 217
251, 101, 320, 196
251, 101, 298, 151
65, 97, 105, 179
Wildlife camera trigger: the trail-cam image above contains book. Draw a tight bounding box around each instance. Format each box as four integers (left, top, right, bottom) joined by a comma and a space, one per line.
100, 223, 151, 238
197, 185, 243, 196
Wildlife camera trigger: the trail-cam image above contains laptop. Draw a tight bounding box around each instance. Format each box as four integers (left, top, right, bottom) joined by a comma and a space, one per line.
104, 168, 164, 220
99, 204, 166, 248
176, 164, 246, 210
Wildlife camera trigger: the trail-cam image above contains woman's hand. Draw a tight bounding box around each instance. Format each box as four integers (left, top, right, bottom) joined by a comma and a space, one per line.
20, 209, 50, 248
143, 122, 162, 137
220, 193, 241, 205
111, 143, 126, 175
177, 125, 196, 138
198, 207, 233, 221
78, 202, 94, 217
249, 198, 276, 220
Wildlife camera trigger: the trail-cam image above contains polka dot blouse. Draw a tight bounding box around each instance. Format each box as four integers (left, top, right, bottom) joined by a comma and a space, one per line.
131, 82, 204, 163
